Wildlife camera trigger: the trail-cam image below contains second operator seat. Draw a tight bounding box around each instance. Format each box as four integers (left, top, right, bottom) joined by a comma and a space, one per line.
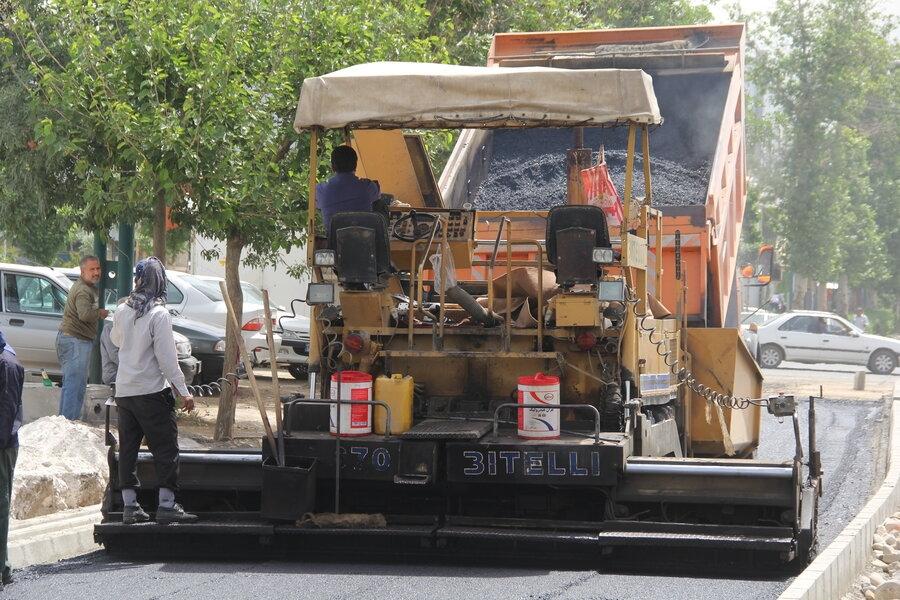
328, 212, 392, 290
545, 205, 611, 289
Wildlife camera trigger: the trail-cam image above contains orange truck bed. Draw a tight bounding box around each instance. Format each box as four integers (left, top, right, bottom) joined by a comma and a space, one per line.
439, 24, 748, 326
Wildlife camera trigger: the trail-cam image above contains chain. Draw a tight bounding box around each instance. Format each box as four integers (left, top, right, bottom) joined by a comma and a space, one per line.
623, 287, 768, 411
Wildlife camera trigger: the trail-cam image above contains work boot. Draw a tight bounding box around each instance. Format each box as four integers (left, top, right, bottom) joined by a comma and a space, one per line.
123, 505, 150, 525
155, 504, 198, 525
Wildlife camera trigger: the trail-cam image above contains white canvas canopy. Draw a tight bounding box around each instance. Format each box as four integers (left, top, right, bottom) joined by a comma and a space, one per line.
294, 62, 661, 131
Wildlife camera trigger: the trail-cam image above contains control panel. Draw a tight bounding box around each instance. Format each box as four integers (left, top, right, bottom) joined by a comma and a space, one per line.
388, 209, 475, 271
389, 210, 475, 243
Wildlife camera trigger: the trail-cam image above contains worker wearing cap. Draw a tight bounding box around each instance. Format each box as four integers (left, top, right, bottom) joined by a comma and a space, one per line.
316, 145, 380, 232
111, 257, 196, 525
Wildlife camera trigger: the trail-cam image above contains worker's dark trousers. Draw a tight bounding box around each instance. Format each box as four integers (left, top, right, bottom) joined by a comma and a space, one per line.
116, 389, 179, 492
0, 446, 17, 579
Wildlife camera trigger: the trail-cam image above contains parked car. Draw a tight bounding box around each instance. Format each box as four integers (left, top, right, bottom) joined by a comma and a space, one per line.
739, 309, 778, 359
194, 275, 309, 375
165, 271, 281, 367
277, 314, 310, 379
0, 263, 198, 383
752, 310, 899, 374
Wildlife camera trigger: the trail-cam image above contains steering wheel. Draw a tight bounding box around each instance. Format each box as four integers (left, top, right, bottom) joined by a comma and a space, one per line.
391, 212, 439, 242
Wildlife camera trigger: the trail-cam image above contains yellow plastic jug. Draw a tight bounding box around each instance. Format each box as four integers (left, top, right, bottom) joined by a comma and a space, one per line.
373, 374, 414, 435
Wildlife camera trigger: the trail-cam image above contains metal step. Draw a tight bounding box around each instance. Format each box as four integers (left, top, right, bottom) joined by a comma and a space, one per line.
401, 419, 492, 440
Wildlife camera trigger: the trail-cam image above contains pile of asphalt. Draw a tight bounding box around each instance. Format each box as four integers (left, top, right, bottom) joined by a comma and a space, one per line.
473, 128, 710, 211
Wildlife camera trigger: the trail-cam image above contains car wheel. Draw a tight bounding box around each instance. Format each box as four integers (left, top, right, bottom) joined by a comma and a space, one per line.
868, 349, 897, 375
288, 364, 308, 380
759, 344, 784, 369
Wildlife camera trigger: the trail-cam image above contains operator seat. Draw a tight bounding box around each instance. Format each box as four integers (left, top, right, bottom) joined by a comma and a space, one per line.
545, 205, 611, 288
328, 212, 392, 289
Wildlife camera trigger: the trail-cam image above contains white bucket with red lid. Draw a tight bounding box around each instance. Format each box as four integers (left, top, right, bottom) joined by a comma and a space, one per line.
517, 372, 560, 439
329, 371, 372, 436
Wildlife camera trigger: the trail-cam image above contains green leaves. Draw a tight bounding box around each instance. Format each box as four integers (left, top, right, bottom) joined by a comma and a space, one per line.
745, 0, 898, 295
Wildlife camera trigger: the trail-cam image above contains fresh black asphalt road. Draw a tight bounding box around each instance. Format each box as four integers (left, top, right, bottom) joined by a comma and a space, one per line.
3, 397, 888, 600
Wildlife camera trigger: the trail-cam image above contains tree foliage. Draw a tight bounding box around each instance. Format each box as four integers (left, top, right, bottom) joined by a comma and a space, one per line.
745, 0, 897, 299
426, 0, 713, 65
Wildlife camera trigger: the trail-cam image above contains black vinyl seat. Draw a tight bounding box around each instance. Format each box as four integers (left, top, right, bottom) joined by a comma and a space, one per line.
328, 212, 391, 288
545, 205, 611, 288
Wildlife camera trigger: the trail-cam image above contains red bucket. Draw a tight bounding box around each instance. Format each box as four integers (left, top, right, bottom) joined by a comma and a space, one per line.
330, 371, 372, 436
517, 373, 560, 439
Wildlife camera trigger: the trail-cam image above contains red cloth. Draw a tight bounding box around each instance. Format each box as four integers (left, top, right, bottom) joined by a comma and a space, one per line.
581, 161, 623, 227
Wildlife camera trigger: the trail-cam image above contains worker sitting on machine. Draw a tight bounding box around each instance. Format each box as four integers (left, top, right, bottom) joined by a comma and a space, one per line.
316, 145, 381, 233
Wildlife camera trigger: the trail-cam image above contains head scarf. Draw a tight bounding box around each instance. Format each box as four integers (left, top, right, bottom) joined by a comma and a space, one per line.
127, 257, 168, 318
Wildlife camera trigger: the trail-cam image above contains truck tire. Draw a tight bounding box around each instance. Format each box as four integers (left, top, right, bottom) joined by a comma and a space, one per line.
868, 349, 897, 375
759, 344, 784, 369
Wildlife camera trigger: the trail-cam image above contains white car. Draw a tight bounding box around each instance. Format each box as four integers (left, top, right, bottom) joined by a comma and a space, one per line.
165, 272, 280, 366
192, 275, 309, 375
276, 314, 310, 379
753, 310, 899, 374
739, 309, 779, 359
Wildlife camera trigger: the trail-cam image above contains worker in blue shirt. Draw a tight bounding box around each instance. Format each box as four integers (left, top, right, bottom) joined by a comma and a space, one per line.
0, 329, 23, 590
316, 145, 380, 232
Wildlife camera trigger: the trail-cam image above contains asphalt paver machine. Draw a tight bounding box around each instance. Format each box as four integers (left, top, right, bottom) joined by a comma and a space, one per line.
95, 61, 820, 569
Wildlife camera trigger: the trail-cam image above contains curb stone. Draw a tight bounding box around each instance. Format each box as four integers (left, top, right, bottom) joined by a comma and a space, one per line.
7, 504, 102, 569
778, 384, 900, 600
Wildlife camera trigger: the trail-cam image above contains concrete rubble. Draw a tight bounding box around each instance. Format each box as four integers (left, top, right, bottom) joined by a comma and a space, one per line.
847, 513, 900, 600
11, 416, 108, 520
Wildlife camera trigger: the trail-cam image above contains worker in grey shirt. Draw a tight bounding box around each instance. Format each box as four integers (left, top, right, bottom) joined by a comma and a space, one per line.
99, 323, 118, 386
111, 257, 196, 525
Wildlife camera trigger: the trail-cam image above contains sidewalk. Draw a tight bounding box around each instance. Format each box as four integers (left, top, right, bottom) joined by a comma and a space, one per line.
7, 504, 101, 569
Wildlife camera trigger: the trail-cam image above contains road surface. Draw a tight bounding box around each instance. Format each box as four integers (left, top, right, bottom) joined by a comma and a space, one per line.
3, 397, 888, 600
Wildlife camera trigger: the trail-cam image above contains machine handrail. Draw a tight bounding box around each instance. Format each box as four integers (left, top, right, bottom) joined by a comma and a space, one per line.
487, 216, 509, 314
284, 398, 394, 437
491, 402, 602, 443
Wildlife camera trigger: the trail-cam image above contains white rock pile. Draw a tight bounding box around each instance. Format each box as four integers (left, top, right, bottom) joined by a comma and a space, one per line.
11, 416, 108, 520
853, 514, 900, 600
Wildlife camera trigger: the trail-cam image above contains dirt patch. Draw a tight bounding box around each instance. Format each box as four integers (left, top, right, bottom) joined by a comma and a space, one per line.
176, 371, 309, 449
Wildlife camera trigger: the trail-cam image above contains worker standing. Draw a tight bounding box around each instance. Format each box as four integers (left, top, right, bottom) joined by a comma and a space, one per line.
852, 307, 869, 332
316, 145, 380, 232
111, 257, 196, 525
0, 329, 23, 590
57, 256, 108, 420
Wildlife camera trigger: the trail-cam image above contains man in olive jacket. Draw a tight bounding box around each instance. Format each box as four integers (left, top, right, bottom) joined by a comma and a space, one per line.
57, 256, 108, 420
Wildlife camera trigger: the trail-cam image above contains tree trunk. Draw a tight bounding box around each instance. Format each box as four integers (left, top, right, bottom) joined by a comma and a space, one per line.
153, 190, 167, 262
214, 234, 245, 441
815, 281, 828, 311
793, 275, 808, 310
836, 273, 850, 317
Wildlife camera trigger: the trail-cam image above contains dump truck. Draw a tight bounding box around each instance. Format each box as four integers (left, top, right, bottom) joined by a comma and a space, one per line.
94, 25, 820, 570
441, 23, 751, 329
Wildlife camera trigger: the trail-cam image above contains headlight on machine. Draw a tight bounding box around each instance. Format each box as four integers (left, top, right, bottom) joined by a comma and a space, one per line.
592, 247, 614, 264
314, 249, 336, 267
214, 339, 227, 353
306, 282, 335, 305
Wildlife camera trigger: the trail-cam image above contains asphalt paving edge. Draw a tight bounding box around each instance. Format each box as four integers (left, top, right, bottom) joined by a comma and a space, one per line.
7, 504, 101, 570
779, 385, 900, 600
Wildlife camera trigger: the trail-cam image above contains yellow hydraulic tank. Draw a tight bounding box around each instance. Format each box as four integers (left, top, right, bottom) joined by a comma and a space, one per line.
373, 374, 414, 435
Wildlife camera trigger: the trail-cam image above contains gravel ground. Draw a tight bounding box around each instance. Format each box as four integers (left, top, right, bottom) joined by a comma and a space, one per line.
4, 397, 887, 600
474, 129, 710, 211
